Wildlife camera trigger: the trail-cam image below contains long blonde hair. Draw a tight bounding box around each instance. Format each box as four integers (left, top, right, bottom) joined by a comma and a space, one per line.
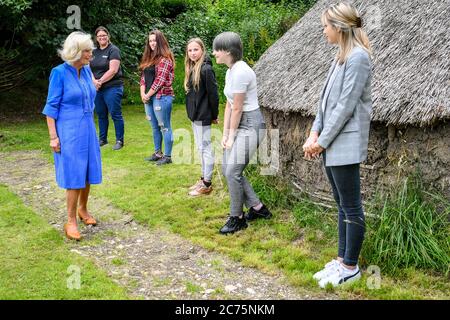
322, 2, 372, 64
184, 38, 207, 93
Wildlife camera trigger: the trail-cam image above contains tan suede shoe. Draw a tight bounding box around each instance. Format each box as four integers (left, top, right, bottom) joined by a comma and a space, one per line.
78, 210, 97, 226
64, 223, 81, 241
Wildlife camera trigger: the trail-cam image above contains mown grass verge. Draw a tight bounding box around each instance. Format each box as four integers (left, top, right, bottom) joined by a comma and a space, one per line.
0, 185, 130, 299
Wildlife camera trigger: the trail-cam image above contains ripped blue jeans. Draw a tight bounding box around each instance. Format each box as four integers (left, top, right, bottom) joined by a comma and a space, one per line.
144, 95, 174, 156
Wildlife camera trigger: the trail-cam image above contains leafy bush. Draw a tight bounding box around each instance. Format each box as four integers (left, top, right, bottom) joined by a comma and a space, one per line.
0, 1, 187, 72
162, 0, 310, 64
0, 0, 315, 104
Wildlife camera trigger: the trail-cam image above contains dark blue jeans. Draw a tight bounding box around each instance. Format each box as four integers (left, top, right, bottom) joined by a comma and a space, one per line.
323, 153, 365, 266
95, 85, 124, 142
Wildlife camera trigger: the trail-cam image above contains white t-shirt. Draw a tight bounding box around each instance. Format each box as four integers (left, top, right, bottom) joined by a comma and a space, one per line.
224, 61, 259, 112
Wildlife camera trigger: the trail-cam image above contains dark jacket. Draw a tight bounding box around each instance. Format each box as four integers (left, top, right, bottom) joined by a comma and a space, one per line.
185, 57, 219, 126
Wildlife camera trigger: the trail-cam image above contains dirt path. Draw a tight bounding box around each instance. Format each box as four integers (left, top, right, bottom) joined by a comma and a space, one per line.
0, 151, 335, 300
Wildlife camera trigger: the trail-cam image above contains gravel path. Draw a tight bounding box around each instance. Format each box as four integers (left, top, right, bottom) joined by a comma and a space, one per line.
0, 151, 336, 300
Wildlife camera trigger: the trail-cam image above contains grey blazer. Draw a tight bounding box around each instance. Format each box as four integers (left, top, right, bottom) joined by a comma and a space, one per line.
311, 46, 372, 166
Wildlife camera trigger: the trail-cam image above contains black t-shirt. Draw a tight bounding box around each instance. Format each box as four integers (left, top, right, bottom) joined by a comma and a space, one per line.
143, 65, 155, 93
90, 43, 123, 89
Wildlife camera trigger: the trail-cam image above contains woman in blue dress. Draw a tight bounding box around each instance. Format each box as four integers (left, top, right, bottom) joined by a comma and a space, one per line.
43, 31, 102, 240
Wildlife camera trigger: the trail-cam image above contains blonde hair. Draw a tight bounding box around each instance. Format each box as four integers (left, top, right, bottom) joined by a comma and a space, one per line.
184, 38, 207, 93
322, 2, 372, 64
58, 31, 94, 64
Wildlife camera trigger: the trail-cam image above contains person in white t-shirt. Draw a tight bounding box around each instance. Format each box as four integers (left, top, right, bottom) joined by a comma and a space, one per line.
212, 32, 272, 235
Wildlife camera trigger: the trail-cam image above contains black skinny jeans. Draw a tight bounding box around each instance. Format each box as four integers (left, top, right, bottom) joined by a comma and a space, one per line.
323, 153, 366, 266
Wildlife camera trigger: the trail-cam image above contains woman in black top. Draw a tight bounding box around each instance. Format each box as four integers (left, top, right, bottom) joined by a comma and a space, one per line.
90, 26, 125, 150
184, 38, 219, 196
139, 30, 176, 165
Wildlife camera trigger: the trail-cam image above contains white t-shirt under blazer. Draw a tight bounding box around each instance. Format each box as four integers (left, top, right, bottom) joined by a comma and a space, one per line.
224, 60, 260, 112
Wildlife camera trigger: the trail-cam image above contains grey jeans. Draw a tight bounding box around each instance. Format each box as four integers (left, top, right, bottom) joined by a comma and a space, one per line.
192, 122, 214, 182
222, 108, 266, 216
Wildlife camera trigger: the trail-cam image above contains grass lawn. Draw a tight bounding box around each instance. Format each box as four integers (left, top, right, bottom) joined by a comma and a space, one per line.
0, 185, 130, 299
0, 103, 449, 299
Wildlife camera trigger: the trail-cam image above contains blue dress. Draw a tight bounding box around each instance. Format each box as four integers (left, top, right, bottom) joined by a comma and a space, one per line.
43, 62, 102, 189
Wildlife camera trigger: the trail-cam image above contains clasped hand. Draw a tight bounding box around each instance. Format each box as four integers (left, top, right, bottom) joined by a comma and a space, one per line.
302, 135, 324, 160
221, 135, 233, 149
142, 93, 151, 104
93, 79, 102, 91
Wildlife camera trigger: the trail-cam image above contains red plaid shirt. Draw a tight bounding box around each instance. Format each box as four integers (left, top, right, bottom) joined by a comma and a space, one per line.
140, 57, 174, 99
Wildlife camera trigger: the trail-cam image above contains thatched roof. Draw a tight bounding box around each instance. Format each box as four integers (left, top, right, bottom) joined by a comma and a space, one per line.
254, 0, 450, 126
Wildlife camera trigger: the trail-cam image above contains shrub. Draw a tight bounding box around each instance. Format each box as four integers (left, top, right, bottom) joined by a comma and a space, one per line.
1, 0, 315, 103
163, 0, 309, 64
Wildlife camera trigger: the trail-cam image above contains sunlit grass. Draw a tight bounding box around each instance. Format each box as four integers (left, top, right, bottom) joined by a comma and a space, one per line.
0, 185, 130, 299
1, 103, 449, 299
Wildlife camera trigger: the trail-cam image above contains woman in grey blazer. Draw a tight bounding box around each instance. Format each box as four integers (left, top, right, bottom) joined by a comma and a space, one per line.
303, 2, 372, 288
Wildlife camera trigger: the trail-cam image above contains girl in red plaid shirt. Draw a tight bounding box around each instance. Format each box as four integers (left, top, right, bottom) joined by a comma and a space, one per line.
139, 29, 175, 165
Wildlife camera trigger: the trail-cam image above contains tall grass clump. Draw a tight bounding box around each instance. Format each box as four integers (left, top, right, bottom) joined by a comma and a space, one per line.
244, 164, 294, 209
362, 176, 450, 276
292, 198, 336, 241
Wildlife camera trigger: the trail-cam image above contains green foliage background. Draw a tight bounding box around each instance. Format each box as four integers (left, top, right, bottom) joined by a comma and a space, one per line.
0, 0, 316, 99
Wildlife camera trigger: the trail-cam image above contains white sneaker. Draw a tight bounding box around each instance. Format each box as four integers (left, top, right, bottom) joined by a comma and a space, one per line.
189, 179, 203, 191
313, 259, 340, 281
319, 264, 361, 288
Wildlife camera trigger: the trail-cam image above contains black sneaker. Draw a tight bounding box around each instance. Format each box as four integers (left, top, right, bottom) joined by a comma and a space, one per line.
245, 204, 272, 221
219, 215, 248, 234
99, 139, 108, 147
156, 156, 172, 165
112, 140, 124, 150
145, 152, 163, 161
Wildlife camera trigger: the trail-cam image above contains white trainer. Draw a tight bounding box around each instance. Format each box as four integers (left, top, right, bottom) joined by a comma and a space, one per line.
319, 264, 361, 288
313, 259, 340, 281
189, 180, 204, 191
